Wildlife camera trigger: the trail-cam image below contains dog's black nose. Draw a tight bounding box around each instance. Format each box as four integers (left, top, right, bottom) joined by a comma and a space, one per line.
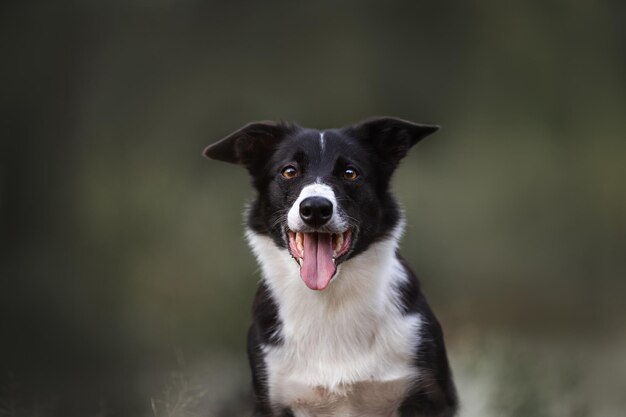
300, 197, 333, 228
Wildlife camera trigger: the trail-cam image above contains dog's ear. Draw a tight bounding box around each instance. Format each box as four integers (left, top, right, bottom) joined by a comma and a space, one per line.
347, 117, 439, 165
203, 121, 292, 170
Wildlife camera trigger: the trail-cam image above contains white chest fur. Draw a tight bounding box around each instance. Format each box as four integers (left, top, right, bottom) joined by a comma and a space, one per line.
247, 230, 422, 416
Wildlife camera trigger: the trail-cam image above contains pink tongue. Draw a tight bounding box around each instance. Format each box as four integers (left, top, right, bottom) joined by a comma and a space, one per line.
300, 232, 336, 290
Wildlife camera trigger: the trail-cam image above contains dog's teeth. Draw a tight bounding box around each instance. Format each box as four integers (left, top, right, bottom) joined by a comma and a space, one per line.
335, 233, 344, 253
297, 258, 303, 266
296, 232, 304, 253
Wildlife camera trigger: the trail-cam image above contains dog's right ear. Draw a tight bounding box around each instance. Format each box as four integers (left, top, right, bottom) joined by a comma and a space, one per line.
203, 121, 292, 170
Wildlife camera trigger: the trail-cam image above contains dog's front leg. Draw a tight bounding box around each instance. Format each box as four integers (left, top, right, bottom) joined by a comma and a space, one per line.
247, 325, 275, 416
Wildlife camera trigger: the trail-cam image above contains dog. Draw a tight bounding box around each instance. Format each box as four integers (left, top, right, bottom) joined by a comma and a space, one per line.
204, 117, 457, 417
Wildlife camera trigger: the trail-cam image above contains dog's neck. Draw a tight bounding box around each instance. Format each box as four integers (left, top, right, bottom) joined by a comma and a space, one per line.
245, 222, 408, 333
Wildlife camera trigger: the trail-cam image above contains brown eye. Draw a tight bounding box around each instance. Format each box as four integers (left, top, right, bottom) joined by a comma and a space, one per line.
281, 165, 299, 179
343, 167, 359, 180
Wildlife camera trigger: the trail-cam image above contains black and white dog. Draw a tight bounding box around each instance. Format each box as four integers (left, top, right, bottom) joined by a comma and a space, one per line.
204, 117, 457, 417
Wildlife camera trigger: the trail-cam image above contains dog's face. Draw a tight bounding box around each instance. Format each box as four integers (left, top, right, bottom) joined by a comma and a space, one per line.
204, 117, 438, 290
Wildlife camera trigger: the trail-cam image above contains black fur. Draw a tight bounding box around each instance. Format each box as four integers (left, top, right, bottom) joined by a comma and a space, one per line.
396, 257, 458, 417
205, 117, 458, 417
246, 283, 283, 414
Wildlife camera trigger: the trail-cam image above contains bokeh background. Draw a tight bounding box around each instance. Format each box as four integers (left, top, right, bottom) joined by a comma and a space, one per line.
2, 1, 625, 416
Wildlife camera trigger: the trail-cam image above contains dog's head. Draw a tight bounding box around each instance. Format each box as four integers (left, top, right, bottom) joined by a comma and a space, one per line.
204, 117, 438, 291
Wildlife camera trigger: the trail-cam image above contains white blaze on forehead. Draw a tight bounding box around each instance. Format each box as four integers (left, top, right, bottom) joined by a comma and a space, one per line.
319, 131, 325, 153
287, 182, 346, 231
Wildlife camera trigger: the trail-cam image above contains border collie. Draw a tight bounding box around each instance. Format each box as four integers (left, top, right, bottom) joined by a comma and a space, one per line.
204, 117, 457, 417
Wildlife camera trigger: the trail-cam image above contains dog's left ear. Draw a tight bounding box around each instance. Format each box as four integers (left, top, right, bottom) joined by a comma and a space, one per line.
203, 121, 292, 172
347, 117, 439, 165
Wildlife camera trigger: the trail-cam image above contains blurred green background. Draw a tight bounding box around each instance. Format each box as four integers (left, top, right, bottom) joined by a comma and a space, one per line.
1, 1, 625, 416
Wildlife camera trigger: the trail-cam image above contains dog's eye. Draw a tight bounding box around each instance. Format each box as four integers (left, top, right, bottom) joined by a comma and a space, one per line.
343, 167, 359, 181
281, 165, 299, 179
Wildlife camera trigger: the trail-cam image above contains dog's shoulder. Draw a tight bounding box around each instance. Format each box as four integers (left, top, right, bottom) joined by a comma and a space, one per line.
395, 257, 459, 417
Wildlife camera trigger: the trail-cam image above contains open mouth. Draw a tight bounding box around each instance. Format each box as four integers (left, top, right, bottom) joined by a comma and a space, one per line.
287, 229, 353, 291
